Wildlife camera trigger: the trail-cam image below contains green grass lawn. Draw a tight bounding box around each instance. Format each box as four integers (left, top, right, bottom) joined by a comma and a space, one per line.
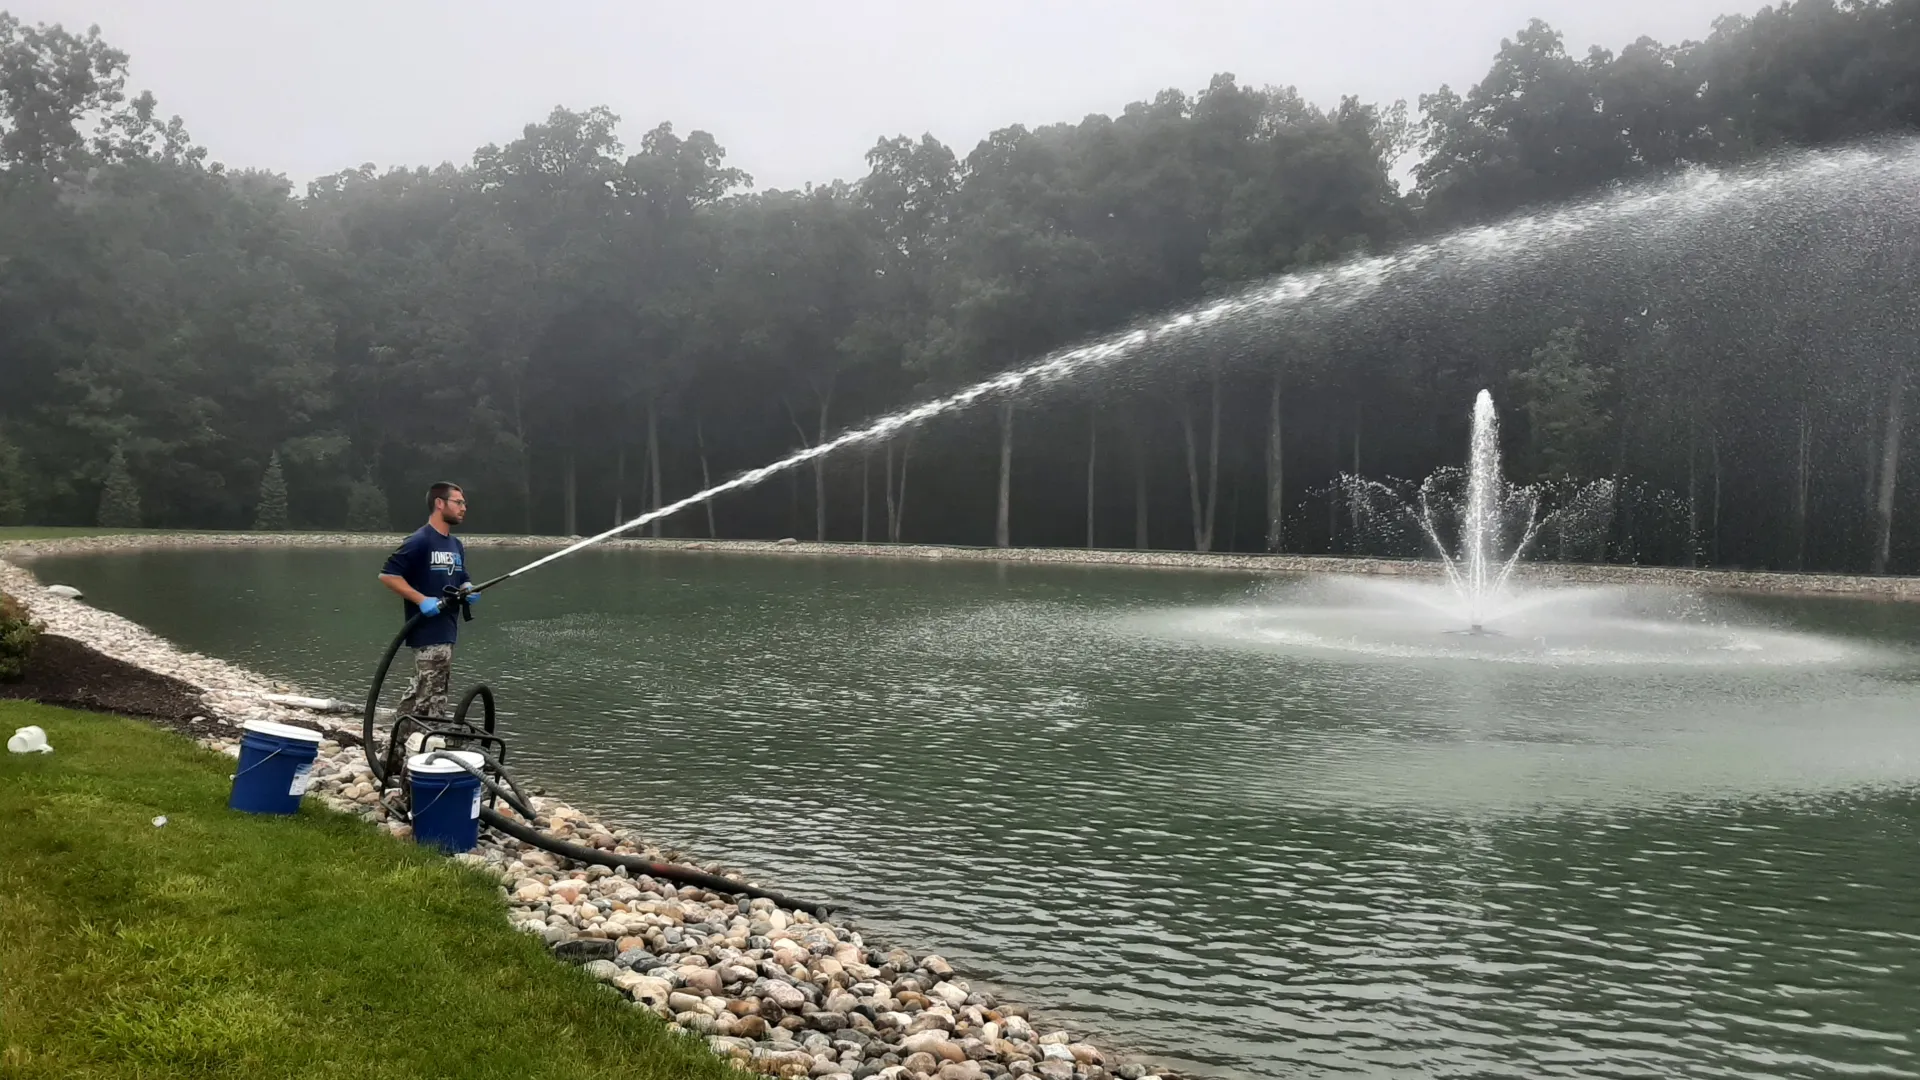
0, 701, 733, 1080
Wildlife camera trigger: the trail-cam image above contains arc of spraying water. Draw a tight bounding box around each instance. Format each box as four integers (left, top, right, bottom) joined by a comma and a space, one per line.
473, 140, 1920, 593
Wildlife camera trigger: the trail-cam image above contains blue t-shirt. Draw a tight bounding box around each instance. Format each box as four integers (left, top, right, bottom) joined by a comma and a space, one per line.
381, 525, 471, 647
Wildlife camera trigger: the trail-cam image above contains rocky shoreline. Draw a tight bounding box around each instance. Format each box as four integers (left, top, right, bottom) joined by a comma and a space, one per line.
0, 537, 1173, 1080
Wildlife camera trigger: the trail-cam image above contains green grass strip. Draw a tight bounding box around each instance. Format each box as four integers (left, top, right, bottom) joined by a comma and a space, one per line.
0, 701, 735, 1080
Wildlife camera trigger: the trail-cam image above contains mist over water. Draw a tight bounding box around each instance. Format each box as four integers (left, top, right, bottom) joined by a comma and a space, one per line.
508, 137, 1920, 576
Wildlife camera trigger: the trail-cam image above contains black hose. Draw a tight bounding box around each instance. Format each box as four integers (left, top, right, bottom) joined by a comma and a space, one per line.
480, 806, 832, 918
362, 608, 833, 917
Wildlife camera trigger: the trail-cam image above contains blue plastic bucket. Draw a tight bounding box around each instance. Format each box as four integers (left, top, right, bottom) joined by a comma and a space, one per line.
228, 719, 323, 815
407, 750, 484, 853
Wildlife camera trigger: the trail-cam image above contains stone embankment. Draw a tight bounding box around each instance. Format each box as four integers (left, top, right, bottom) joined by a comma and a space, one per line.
1, 535, 1171, 1080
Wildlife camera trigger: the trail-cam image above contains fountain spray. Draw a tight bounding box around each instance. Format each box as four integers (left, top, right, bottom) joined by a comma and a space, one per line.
1463, 390, 1499, 632
459, 139, 1920, 599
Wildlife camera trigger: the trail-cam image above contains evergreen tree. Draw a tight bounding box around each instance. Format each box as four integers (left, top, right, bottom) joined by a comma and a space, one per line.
253, 452, 290, 530
345, 478, 391, 533
96, 446, 141, 528
0, 431, 26, 526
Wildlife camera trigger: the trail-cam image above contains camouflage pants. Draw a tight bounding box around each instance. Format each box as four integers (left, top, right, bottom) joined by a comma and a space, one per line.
397, 644, 454, 720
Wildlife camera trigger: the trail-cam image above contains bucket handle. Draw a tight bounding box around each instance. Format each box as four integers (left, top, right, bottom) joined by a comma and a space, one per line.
234, 746, 287, 778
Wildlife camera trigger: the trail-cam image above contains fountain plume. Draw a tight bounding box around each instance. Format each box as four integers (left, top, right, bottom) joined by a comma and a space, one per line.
1343, 391, 1616, 630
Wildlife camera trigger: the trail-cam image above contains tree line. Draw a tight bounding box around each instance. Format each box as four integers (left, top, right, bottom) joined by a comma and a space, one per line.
1, 2, 1918, 572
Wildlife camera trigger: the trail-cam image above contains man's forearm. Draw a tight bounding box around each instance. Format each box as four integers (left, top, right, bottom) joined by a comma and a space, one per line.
378, 574, 428, 605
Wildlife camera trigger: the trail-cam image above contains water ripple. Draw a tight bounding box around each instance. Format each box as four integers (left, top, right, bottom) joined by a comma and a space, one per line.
34, 548, 1920, 1079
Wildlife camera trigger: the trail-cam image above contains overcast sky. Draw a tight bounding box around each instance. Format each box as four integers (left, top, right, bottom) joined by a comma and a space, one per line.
14, 0, 1746, 191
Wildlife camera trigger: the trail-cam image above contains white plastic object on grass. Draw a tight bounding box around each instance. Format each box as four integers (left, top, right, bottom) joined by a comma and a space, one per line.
6, 726, 52, 753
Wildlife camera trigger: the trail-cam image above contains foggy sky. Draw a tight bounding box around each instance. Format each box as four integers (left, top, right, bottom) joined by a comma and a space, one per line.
13, 0, 1745, 191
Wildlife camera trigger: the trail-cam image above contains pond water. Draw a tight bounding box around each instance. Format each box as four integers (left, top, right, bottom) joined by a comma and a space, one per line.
30, 546, 1920, 1079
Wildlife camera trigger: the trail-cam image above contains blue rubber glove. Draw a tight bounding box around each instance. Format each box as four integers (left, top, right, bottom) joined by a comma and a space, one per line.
462, 589, 478, 608
417, 596, 442, 618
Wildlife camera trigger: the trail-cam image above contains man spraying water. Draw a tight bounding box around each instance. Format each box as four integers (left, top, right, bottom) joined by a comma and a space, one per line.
377, 482, 476, 720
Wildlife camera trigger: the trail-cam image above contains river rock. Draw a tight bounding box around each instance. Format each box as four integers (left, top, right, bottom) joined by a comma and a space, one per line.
1003, 1016, 1035, 1042
923, 955, 954, 977
681, 965, 724, 996
1068, 1043, 1102, 1066
938, 1064, 986, 1080
45, 584, 82, 599
901, 1031, 953, 1058
758, 978, 807, 1010
812, 1011, 849, 1032
619, 973, 674, 1009
906, 1011, 953, 1034
615, 948, 658, 970
1038, 1031, 1072, 1046
512, 879, 548, 902
582, 959, 619, 982
1040, 1044, 1075, 1063
551, 938, 616, 964
902, 1053, 939, 1074
930, 982, 969, 1009
1037, 1063, 1075, 1080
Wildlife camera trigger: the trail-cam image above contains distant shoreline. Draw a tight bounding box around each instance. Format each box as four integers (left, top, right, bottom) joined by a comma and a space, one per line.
5, 530, 1919, 602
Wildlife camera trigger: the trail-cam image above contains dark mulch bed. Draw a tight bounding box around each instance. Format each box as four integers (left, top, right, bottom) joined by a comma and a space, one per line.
0, 633, 238, 739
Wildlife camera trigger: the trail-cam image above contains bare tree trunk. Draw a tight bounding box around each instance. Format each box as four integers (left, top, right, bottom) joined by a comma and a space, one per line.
1603, 398, 1634, 564
614, 441, 625, 527
1351, 399, 1361, 476
1266, 371, 1284, 553
647, 395, 663, 539
1686, 416, 1699, 568
563, 450, 578, 536
1711, 428, 1723, 567
1793, 404, 1811, 571
1327, 424, 1340, 552
1085, 406, 1098, 549
695, 416, 716, 539
1133, 414, 1150, 550
1873, 366, 1905, 575
1206, 375, 1221, 552
996, 400, 1013, 548
886, 432, 914, 543
1181, 400, 1202, 550
1180, 377, 1222, 552
1228, 468, 1242, 553
784, 380, 835, 543
1347, 399, 1362, 546
513, 388, 532, 534
884, 441, 897, 542
814, 381, 833, 542
861, 449, 870, 544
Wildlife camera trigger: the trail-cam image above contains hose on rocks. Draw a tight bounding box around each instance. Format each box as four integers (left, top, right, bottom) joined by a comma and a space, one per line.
362, 600, 832, 918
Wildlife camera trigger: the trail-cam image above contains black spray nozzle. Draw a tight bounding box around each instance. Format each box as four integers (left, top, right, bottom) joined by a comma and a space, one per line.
442, 583, 476, 622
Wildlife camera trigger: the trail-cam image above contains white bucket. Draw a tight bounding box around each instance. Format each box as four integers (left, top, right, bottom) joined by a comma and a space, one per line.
7, 725, 51, 754
241, 718, 324, 744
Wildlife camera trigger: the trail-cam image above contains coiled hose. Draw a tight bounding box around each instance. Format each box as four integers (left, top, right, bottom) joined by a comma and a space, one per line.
363, 605, 832, 918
